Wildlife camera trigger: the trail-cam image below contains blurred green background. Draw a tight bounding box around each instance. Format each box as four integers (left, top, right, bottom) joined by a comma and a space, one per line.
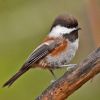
0, 0, 100, 100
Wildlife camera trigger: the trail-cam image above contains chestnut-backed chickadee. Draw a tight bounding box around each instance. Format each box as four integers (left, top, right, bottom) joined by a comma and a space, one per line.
3, 14, 81, 87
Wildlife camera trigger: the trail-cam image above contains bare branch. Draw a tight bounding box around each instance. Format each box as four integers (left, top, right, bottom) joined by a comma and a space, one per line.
36, 47, 100, 100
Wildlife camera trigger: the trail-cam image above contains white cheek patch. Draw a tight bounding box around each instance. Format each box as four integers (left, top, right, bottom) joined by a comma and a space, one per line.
49, 25, 76, 37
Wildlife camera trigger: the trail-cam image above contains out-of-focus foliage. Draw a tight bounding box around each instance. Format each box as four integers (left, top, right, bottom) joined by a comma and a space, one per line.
0, 0, 100, 100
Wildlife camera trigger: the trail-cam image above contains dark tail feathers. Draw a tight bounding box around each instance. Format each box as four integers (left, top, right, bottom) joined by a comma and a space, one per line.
3, 69, 29, 87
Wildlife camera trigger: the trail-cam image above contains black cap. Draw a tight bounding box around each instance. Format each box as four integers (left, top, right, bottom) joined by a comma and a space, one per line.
51, 14, 78, 30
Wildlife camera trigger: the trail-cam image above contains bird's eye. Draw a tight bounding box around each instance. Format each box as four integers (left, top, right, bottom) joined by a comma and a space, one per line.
67, 24, 71, 28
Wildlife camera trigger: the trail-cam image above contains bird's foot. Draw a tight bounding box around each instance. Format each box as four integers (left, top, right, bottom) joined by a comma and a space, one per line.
60, 64, 77, 71
50, 79, 56, 83
49, 64, 77, 83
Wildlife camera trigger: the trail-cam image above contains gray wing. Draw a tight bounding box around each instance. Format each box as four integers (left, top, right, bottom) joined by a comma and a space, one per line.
3, 42, 56, 87
20, 44, 51, 70
23, 39, 58, 69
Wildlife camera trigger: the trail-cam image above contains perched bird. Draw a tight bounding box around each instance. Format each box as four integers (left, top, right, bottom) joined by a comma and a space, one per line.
3, 14, 81, 87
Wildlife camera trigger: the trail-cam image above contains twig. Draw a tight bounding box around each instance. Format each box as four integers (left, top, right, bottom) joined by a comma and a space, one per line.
36, 47, 100, 100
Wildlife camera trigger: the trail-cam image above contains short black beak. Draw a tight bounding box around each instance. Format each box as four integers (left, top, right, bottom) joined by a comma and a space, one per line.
76, 27, 81, 31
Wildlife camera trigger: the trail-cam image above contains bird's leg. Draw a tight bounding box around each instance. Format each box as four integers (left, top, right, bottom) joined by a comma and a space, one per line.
61, 64, 77, 71
49, 69, 57, 79
49, 64, 77, 83
49, 69, 57, 83
54, 64, 77, 71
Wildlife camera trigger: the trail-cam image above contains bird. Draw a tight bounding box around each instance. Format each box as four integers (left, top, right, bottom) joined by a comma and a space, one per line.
3, 14, 81, 87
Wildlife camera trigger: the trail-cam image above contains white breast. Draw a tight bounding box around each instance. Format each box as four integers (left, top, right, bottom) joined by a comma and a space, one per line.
46, 39, 79, 67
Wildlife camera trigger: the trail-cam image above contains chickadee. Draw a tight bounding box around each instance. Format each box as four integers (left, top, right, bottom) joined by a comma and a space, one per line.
3, 14, 81, 87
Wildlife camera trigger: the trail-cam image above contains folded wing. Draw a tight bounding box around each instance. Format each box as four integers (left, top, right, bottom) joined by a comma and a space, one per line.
3, 42, 56, 87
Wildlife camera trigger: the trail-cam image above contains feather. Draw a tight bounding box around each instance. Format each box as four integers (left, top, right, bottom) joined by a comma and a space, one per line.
3, 44, 53, 87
